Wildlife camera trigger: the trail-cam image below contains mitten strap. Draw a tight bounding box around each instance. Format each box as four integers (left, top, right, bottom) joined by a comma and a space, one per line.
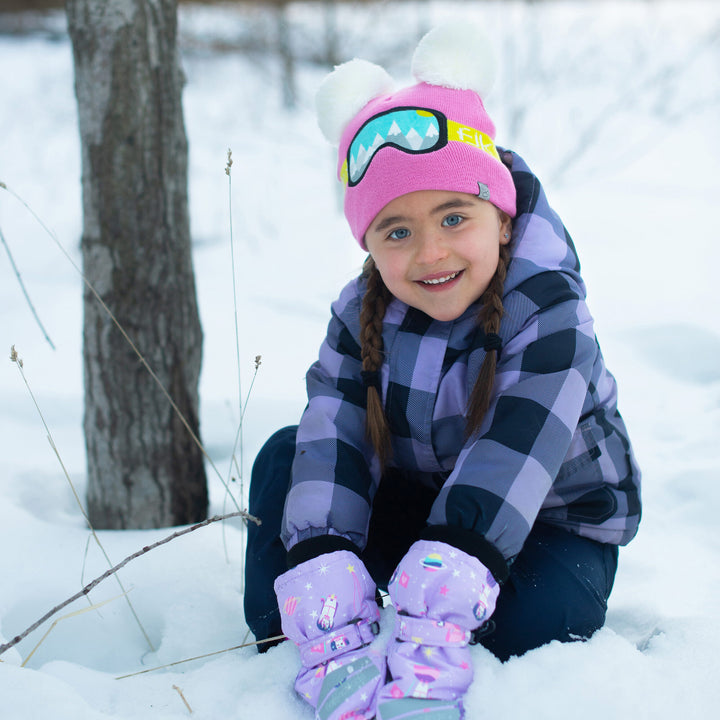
394, 614, 472, 647
299, 617, 381, 668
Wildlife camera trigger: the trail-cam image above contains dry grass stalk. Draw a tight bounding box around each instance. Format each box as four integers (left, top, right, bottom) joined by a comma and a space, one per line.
22, 591, 129, 667
225, 147, 245, 539
10, 345, 155, 652
173, 685, 193, 714
0, 509, 257, 659
0, 181, 243, 511
115, 633, 287, 680
222, 148, 263, 579
0, 223, 55, 349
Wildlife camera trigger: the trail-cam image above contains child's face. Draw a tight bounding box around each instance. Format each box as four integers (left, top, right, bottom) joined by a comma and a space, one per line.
364, 190, 511, 322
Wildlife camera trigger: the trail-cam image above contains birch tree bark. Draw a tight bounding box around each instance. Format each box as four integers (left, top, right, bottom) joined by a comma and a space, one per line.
66, 0, 207, 528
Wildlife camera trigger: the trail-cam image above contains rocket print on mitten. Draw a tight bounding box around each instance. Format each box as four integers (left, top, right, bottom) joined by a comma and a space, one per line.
274, 551, 386, 720
317, 594, 338, 631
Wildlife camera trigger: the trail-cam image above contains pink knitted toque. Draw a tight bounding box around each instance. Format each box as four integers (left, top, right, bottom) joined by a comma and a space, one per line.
316, 23, 517, 247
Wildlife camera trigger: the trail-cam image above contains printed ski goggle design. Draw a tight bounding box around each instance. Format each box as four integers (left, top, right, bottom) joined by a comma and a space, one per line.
341, 106, 500, 187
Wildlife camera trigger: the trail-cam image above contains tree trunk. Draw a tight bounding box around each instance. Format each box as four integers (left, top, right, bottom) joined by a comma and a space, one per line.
322, 0, 339, 68
66, 0, 207, 529
274, 2, 296, 109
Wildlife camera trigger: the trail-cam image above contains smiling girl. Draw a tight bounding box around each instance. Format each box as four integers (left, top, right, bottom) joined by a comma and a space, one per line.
243, 23, 641, 720
364, 191, 511, 323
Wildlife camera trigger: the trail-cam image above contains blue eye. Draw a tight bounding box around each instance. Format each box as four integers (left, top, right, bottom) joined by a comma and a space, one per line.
442, 214, 463, 227
389, 228, 411, 240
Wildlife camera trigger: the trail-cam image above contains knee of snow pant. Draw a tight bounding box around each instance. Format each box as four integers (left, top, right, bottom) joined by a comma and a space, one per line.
480, 524, 619, 662
243, 425, 298, 651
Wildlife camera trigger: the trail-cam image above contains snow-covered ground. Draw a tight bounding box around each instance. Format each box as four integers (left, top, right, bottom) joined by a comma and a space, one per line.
1, 2, 719, 718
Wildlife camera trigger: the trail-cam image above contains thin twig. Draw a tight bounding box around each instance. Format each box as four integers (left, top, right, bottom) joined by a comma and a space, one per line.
0, 510, 258, 659
222, 147, 244, 566
115, 634, 287, 680
0, 221, 55, 349
10, 345, 155, 651
222, 151, 261, 584
226, 355, 262, 585
226, 149, 243, 438
0, 182, 242, 511
22, 590, 129, 667
173, 685, 193, 714
228, 357, 262, 489
50, 432, 155, 650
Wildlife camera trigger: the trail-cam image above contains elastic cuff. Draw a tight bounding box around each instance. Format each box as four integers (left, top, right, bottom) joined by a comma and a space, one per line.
286, 535, 361, 569
419, 525, 510, 583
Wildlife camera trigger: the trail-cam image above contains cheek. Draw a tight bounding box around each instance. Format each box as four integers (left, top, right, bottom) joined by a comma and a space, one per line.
469, 242, 502, 284
371, 253, 402, 283
374, 264, 401, 294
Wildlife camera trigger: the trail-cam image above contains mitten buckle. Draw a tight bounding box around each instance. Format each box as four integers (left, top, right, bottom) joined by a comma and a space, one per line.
299, 617, 380, 668
394, 614, 471, 647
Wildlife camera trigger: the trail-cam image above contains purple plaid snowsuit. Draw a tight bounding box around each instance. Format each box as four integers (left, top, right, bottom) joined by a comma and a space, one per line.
281, 151, 641, 581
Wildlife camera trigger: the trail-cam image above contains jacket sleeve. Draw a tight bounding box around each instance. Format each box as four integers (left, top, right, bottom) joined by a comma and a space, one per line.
281, 279, 381, 554
425, 270, 599, 579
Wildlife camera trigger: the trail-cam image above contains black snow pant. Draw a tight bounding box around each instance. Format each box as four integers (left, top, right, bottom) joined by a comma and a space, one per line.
243, 426, 619, 662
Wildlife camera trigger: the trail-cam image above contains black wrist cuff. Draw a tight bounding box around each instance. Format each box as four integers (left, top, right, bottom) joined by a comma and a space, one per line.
419, 525, 510, 583
286, 535, 360, 569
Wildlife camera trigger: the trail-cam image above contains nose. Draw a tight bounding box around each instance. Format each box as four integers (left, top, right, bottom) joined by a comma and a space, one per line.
414, 232, 449, 265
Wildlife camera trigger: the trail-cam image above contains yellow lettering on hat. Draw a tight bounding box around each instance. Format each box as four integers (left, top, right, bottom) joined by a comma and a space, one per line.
447, 120, 500, 160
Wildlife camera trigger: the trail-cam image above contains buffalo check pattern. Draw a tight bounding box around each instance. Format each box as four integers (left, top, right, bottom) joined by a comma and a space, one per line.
283, 152, 641, 564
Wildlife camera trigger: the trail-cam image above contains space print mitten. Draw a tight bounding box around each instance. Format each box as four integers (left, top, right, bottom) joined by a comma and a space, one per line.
274, 550, 386, 720
376, 540, 499, 720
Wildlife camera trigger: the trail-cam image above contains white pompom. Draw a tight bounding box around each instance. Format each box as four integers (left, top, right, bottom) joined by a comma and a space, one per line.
411, 22, 497, 97
315, 59, 395, 144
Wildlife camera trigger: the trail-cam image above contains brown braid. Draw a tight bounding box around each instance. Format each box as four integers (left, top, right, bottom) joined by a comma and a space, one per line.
360, 237, 510, 458
360, 256, 393, 466
466, 243, 511, 437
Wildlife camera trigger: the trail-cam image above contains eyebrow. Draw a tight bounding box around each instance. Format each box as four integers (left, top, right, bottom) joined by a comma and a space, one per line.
371, 198, 478, 234
430, 198, 478, 214
372, 214, 409, 233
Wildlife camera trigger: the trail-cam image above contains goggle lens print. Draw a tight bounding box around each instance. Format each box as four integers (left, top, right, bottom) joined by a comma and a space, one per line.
342, 106, 500, 187
347, 108, 446, 186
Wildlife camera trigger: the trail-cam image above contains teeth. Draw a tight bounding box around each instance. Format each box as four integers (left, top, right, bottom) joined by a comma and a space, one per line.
422, 271, 459, 285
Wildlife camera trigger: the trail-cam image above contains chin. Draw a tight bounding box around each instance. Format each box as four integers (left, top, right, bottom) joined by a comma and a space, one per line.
424, 306, 469, 322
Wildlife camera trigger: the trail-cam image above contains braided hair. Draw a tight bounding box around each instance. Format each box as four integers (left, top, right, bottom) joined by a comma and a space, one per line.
466, 242, 510, 437
359, 242, 511, 466
359, 255, 393, 467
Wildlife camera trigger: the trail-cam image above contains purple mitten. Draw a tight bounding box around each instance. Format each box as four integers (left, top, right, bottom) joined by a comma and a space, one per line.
274, 550, 386, 720
376, 540, 499, 720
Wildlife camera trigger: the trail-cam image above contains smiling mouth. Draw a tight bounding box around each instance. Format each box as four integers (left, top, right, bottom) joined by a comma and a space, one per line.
420, 271, 461, 286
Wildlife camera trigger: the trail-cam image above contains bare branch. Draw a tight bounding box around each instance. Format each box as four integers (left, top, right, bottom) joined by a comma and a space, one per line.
116, 633, 287, 680
0, 510, 260, 659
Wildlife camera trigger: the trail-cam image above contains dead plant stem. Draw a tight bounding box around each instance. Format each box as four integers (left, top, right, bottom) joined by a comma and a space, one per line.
116, 634, 287, 680
0, 181, 241, 511
0, 510, 257, 659
0, 222, 55, 349
10, 346, 155, 650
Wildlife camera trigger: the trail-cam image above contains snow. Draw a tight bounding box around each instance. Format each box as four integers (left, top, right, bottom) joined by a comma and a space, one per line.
1, 1, 719, 718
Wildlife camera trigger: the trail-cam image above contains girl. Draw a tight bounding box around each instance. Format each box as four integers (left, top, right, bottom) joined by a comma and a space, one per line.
244, 23, 641, 720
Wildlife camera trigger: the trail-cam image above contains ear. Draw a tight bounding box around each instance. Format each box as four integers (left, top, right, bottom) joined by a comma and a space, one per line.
499, 212, 512, 245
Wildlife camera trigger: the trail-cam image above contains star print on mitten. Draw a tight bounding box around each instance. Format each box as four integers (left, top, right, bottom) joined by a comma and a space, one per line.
274, 551, 386, 720
376, 540, 499, 720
